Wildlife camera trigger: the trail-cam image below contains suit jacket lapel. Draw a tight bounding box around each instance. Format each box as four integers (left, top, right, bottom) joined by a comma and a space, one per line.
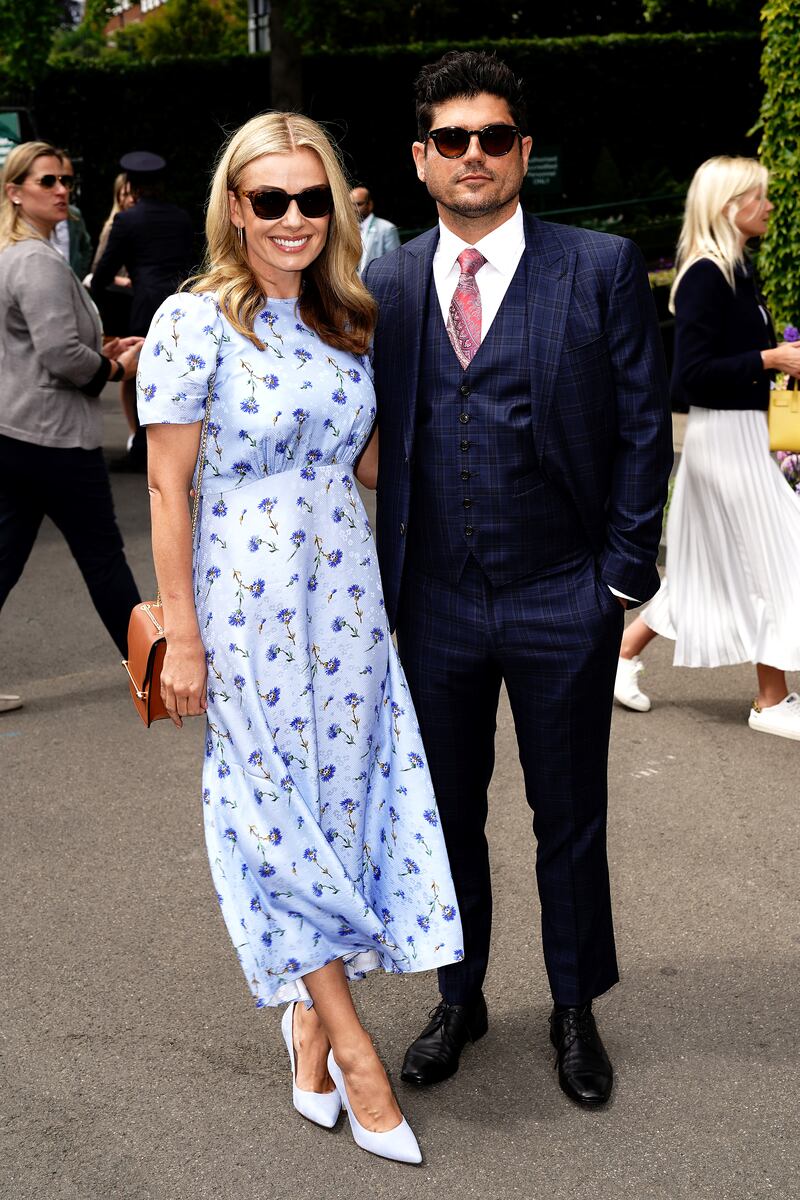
397, 227, 438, 451
523, 213, 576, 461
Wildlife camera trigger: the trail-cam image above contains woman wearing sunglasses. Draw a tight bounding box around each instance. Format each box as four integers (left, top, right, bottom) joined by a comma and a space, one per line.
137, 113, 462, 1164
0, 141, 142, 713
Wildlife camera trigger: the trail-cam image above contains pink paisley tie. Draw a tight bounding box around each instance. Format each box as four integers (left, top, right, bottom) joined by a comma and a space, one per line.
446, 248, 487, 370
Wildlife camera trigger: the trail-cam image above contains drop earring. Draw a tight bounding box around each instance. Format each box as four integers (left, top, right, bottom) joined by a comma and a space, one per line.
238, 226, 244, 247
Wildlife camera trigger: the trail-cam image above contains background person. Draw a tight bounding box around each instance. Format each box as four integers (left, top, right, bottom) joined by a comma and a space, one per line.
136, 113, 463, 1165
86, 172, 137, 450
49, 149, 92, 278
91, 151, 195, 470
0, 142, 142, 712
350, 184, 400, 275
614, 156, 800, 738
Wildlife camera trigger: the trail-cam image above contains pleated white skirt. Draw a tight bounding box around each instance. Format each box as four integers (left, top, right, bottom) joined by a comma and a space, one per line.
642, 406, 800, 669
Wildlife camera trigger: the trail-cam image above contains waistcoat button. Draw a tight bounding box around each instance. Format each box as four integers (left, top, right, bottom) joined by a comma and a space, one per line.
464, 525, 474, 537
459, 383, 471, 397
459, 412, 470, 424
462, 498, 472, 509
460, 440, 470, 451
399, 522, 406, 535
460, 470, 471, 481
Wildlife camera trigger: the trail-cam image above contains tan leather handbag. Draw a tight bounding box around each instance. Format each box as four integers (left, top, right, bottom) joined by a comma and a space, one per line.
122, 391, 212, 727
124, 602, 169, 726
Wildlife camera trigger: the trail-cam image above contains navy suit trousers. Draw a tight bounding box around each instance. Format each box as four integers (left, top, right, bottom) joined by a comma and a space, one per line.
396, 553, 622, 1008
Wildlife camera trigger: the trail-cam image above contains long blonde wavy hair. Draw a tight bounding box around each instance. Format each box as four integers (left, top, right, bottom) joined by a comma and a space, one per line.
669, 155, 768, 312
188, 113, 376, 355
0, 141, 62, 252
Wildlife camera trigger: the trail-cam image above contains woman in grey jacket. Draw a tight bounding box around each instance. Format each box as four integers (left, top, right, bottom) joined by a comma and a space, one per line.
0, 142, 143, 711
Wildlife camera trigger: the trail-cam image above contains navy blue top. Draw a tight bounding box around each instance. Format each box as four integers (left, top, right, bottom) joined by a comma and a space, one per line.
670, 257, 776, 412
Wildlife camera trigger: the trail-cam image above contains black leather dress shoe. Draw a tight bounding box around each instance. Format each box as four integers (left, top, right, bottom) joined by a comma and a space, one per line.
550, 1004, 613, 1105
401, 994, 489, 1086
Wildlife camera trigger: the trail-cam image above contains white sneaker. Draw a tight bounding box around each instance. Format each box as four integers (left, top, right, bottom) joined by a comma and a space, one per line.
748, 692, 800, 741
614, 656, 651, 712
0, 693, 22, 714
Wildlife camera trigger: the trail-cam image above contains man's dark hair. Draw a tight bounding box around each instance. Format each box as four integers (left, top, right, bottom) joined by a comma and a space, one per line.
414, 51, 528, 142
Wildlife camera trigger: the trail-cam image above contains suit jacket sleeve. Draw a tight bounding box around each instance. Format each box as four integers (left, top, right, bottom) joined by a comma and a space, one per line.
10, 250, 104, 388
90, 212, 129, 300
599, 239, 673, 601
69, 209, 93, 279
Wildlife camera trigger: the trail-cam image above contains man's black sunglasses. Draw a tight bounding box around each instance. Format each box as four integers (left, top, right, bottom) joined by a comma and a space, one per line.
240, 185, 333, 221
425, 124, 521, 159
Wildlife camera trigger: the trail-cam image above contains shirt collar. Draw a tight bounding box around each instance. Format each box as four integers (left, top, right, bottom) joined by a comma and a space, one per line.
437, 203, 525, 276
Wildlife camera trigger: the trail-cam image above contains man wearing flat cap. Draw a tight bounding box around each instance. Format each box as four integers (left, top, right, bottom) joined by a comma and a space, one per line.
91, 152, 195, 466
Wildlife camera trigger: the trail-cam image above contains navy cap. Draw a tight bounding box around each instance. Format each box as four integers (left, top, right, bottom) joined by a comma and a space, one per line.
120, 151, 166, 174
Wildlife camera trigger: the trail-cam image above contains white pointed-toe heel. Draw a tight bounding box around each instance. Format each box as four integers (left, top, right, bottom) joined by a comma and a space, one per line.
281, 1002, 341, 1128
327, 1050, 422, 1164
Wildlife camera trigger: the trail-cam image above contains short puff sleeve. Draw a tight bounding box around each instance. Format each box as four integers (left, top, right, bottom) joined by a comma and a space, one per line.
137, 292, 225, 425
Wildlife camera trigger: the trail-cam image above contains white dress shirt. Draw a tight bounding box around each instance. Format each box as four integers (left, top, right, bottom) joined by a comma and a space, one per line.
431, 203, 634, 603
432, 203, 525, 340
50, 218, 70, 261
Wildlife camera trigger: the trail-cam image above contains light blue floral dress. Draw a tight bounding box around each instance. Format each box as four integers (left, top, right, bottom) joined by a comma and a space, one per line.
138, 292, 463, 1007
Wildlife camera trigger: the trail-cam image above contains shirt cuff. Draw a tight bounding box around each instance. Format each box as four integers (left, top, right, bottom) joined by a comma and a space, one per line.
82, 354, 113, 397
609, 585, 638, 603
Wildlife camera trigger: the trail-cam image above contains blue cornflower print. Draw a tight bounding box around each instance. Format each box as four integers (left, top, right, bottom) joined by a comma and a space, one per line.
136, 289, 461, 1010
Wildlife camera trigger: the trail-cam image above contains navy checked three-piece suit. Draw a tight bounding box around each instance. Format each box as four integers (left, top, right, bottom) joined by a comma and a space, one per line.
363, 211, 673, 1008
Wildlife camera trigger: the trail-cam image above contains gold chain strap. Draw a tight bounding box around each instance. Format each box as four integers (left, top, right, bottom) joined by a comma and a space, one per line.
155, 376, 214, 608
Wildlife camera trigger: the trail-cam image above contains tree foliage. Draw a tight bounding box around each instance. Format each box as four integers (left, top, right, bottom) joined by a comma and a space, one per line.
111, 0, 246, 60
0, 0, 62, 88
757, 0, 800, 329
284, 0, 759, 46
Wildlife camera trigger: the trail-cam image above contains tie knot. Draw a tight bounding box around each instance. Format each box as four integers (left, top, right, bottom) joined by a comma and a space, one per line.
457, 248, 486, 278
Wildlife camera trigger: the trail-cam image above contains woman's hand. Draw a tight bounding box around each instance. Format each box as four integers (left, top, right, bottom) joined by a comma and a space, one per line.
160, 635, 208, 728
762, 342, 800, 378
117, 341, 143, 381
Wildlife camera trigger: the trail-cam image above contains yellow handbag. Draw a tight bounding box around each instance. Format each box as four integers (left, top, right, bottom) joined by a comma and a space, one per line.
768, 378, 800, 452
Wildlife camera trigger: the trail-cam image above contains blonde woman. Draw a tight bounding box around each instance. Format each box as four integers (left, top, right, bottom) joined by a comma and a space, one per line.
136, 114, 462, 1163
615, 156, 800, 737
0, 142, 142, 712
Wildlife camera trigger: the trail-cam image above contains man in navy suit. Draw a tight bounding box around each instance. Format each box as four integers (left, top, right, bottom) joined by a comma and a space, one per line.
363, 51, 672, 1105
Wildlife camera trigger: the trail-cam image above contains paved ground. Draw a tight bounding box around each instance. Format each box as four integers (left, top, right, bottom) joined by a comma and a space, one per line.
1, 400, 797, 1199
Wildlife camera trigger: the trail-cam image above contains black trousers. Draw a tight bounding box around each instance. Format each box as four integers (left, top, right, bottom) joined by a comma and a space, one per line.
0, 434, 140, 656
396, 554, 622, 1009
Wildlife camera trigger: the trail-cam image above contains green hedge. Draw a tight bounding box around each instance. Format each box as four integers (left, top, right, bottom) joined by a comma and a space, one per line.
1, 32, 761, 254
757, 2, 800, 329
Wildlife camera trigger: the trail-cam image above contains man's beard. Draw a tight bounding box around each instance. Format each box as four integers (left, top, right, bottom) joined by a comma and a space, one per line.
429, 173, 523, 221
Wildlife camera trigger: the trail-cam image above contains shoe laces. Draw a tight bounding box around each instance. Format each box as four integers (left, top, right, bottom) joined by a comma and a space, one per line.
551, 1005, 594, 1054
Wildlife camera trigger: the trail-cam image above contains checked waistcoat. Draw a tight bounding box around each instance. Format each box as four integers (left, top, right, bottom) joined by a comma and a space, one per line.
406, 254, 588, 586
